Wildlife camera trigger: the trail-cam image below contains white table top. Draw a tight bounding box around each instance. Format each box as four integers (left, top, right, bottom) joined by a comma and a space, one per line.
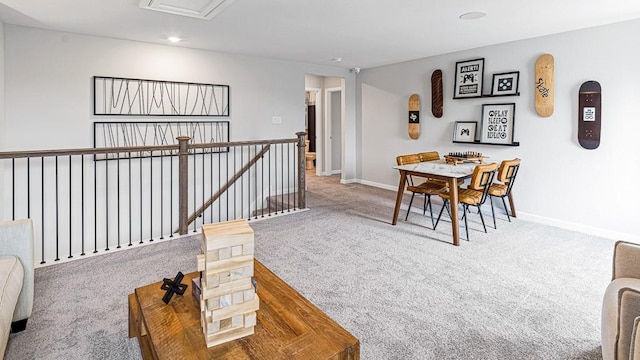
393, 159, 477, 178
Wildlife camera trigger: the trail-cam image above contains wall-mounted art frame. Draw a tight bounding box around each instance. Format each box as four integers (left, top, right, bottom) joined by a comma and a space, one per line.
480, 103, 516, 145
453, 121, 477, 143
93, 121, 230, 160
453, 58, 484, 99
93, 76, 230, 116
491, 71, 520, 96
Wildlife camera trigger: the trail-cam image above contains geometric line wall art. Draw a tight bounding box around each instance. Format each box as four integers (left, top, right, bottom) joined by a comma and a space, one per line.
93, 76, 230, 116
93, 121, 230, 160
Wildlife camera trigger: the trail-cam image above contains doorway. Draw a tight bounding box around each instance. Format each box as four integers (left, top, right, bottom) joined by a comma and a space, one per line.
304, 74, 344, 177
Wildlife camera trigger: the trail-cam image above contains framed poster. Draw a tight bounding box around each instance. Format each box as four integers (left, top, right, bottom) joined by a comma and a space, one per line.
453, 121, 477, 143
491, 71, 520, 96
480, 103, 516, 144
453, 58, 484, 99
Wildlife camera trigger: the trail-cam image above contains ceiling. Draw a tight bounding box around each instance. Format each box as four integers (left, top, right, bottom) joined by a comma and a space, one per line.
1, 0, 640, 70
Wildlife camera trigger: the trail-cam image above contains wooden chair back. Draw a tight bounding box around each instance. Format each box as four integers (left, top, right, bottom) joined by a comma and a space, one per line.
418, 151, 440, 162
396, 153, 421, 166
468, 163, 498, 204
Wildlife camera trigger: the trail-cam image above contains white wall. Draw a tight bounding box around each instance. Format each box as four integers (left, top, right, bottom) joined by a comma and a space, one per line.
357, 19, 640, 241
0, 21, 5, 220
3, 25, 356, 157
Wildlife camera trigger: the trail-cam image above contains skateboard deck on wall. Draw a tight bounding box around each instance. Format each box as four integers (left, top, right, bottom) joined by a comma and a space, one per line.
535, 54, 554, 117
578, 80, 601, 150
408, 94, 420, 139
431, 70, 443, 118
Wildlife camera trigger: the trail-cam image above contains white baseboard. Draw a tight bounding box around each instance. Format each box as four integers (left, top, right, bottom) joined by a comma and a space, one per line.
517, 212, 640, 243
353, 178, 639, 242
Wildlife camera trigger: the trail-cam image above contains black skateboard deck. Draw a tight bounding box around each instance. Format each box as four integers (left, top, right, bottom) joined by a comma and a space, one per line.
431, 70, 443, 118
408, 94, 420, 139
578, 81, 601, 149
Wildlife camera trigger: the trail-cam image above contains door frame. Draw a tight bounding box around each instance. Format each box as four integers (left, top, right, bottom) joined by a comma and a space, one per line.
325, 87, 342, 175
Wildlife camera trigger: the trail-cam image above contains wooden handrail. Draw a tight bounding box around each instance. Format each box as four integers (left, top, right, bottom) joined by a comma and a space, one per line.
179, 144, 271, 232
0, 138, 297, 159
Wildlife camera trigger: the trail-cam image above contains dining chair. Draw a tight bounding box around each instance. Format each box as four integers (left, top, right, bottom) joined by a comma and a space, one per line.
396, 153, 447, 227
488, 158, 521, 229
434, 162, 498, 240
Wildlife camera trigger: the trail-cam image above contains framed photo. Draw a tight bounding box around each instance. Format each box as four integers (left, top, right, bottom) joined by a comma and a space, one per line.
491, 71, 520, 96
480, 103, 516, 145
453, 121, 477, 143
453, 58, 484, 99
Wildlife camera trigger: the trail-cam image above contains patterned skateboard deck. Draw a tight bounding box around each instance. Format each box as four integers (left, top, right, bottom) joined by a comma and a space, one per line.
578, 81, 601, 150
535, 54, 554, 117
408, 94, 420, 140
431, 70, 443, 118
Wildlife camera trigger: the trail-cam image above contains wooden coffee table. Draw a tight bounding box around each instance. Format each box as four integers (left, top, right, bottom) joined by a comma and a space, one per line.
128, 260, 360, 359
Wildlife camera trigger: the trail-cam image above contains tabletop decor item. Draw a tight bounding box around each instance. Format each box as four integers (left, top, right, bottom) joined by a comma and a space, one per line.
479, 103, 516, 145
161, 272, 188, 304
453, 58, 484, 99
197, 219, 259, 348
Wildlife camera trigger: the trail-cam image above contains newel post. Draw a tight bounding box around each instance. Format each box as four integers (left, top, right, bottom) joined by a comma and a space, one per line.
296, 131, 306, 209
177, 136, 190, 235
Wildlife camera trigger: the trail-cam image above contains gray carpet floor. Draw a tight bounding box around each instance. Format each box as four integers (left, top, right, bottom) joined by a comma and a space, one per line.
5, 173, 614, 359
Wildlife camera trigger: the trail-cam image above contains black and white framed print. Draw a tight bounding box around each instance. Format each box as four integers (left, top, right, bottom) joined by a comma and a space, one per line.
453, 121, 477, 143
453, 58, 484, 99
491, 71, 520, 96
480, 103, 516, 145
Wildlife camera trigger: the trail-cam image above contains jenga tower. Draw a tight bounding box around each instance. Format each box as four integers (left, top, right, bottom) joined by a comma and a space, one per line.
197, 219, 259, 347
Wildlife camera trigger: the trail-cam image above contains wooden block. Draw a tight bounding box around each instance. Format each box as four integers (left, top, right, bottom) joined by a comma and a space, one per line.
203, 254, 254, 275
210, 295, 260, 321
220, 317, 232, 330
202, 278, 253, 299
197, 254, 205, 272
203, 249, 220, 262
242, 243, 254, 255
232, 291, 244, 305
202, 221, 254, 251
220, 294, 232, 308
218, 271, 231, 284
205, 272, 219, 288
244, 289, 255, 301
205, 325, 254, 348
206, 296, 220, 311
244, 312, 257, 328
218, 247, 232, 260
231, 314, 243, 328
230, 263, 254, 281
231, 245, 242, 257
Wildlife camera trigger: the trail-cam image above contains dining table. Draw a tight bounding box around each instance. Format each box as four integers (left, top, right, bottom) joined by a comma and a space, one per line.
392, 159, 479, 246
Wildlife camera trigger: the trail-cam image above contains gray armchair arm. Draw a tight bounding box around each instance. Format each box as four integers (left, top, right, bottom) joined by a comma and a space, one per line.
613, 241, 640, 280
0, 219, 34, 323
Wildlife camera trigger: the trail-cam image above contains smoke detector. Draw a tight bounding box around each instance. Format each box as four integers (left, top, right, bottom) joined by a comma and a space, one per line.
139, 0, 236, 20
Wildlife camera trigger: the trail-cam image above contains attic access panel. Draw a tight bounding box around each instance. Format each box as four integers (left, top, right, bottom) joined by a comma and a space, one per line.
139, 0, 236, 20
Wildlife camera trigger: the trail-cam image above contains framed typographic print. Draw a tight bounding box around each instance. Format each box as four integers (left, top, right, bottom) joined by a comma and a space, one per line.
453, 58, 484, 99
480, 103, 516, 145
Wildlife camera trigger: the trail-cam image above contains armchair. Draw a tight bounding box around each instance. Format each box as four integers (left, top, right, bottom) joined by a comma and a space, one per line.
602, 241, 640, 360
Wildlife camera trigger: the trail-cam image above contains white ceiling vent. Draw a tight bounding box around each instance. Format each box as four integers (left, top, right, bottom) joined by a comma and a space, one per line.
139, 0, 236, 20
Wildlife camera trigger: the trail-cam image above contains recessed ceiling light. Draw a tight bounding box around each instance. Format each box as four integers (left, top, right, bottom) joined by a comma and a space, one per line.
459, 11, 487, 20
168, 36, 182, 43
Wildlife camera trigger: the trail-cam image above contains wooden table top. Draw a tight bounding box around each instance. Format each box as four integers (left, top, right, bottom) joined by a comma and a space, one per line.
130, 259, 359, 359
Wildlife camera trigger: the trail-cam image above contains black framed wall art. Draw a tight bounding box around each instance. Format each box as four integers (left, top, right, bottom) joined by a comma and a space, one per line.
479, 103, 516, 145
491, 71, 520, 96
453, 58, 484, 99
453, 121, 477, 143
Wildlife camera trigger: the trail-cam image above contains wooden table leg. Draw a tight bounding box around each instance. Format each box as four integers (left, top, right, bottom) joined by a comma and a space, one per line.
507, 192, 516, 218
392, 171, 407, 225
448, 178, 460, 246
